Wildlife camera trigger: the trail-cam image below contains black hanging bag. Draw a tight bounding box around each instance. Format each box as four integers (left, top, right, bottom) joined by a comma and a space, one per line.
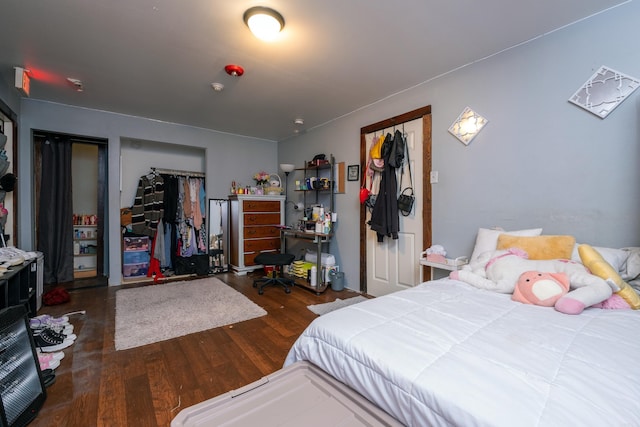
397, 187, 414, 216
397, 132, 415, 216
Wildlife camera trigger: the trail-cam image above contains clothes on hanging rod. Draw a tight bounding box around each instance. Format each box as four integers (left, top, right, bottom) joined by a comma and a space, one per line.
131, 172, 164, 237
148, 173, 207, 269
151, 167, 205, 178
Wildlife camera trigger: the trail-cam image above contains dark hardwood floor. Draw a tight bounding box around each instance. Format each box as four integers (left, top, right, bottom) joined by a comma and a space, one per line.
31, 272, 362, 427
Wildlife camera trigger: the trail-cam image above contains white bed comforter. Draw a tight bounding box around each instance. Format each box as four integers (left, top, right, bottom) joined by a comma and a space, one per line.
284, 279, 640, 426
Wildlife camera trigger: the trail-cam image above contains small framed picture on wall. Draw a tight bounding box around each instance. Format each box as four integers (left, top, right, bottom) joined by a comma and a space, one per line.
347, 164, 359, 181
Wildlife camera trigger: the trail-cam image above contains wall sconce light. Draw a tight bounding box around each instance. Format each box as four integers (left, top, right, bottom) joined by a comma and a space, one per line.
243, 7, 285, 41
569, 65, 640, 119
448, 106, 488, 145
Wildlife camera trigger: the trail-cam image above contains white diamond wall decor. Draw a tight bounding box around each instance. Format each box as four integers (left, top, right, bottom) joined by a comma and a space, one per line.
448, 107, 488, 145
569, 66, 640, 119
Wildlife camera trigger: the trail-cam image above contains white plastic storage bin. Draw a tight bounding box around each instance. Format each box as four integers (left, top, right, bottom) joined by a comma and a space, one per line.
304, 250, 337, 282
171, 361, 401, 427
304, 250, 335, 266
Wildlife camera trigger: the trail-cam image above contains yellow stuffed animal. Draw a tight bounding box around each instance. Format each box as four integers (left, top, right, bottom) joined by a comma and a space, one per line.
578, 244, 640, 309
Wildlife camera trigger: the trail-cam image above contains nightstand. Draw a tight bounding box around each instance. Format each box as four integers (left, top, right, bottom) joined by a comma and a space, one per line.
419, 254, 468, 280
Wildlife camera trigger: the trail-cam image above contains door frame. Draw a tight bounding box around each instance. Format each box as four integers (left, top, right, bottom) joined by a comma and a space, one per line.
359, 105, 432, 294
33, 131, 108, 279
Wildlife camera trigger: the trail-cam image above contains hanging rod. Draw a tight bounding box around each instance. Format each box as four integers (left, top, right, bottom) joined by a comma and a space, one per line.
151, 167, 205, 178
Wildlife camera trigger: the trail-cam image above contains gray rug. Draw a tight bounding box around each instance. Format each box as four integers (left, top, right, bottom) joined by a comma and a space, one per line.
307, 296, 369, 316
115, 277, 267, 350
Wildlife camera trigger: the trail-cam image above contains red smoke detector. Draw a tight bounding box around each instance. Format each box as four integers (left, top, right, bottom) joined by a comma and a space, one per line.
224, 64, 244, 76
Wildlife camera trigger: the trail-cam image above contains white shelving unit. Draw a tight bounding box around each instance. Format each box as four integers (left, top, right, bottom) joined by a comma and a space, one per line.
73, 224, 98, 279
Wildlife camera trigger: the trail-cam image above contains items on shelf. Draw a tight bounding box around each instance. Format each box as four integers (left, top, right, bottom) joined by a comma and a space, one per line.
229, 173, 284, 196
295, 177, 333, 191
72, 213, 97, 226
72, 215, 98, 279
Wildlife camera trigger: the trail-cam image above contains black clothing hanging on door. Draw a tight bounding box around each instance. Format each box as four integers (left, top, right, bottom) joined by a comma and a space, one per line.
368, 132, 399, 242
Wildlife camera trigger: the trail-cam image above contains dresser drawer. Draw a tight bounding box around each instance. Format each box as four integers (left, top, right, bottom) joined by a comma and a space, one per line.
244, 238, 280, 253
243, 200, 281, 213
244, 226, 280, 239
244, 213, 280, 226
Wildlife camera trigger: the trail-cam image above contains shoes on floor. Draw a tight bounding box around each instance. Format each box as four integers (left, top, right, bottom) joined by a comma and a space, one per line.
33, 327, 76, 342
37, 350, 65, 363
30, 314, 70, 328
37, 350, 64, 371
32, 323, 74, 336
39, 358, 60, 371
30, 312, 81, 353
33, 330, 75, 352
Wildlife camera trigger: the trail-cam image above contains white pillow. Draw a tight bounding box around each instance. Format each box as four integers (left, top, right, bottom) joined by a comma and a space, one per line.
470, 227, 543, 262
571, 245, 629, 274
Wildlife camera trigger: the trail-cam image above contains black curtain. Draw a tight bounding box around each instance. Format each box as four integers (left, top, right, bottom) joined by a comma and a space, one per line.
37, 136, 74, 284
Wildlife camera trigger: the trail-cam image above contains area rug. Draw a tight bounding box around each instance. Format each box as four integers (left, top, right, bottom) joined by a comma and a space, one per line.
307, 296, 368, 316
115, 277, 267, 350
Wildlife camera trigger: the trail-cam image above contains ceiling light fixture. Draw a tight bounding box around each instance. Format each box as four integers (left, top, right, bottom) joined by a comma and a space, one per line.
243, 6, 285, 41
66, 77, 84, 92
211, 82, 224, 92
224, 64, 244, 77
294, 118, 304, 125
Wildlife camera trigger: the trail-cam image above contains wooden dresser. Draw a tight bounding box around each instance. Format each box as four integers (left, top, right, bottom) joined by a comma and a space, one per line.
229, 195, 285, 275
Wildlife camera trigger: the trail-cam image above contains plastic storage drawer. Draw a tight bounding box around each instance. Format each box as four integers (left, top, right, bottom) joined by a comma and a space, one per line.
123, 250, 150, 265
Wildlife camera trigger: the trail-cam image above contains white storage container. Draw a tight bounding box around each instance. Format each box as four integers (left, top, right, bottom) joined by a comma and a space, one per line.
305, 250, 336, 282
304, 250, 335, 266
172, 361, 402, 427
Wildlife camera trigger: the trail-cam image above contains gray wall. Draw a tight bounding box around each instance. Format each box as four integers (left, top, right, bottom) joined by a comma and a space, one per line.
17, 101, 277, 285
279, 2, 640, 291
4, 2, 640, 290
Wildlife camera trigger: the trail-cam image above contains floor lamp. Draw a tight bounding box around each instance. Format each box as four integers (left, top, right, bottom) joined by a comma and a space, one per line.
279, 163, 295, 226
279, 164, 295, 254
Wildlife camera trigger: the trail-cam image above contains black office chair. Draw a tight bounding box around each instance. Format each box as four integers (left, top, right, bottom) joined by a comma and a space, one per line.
253, 252, 296, 295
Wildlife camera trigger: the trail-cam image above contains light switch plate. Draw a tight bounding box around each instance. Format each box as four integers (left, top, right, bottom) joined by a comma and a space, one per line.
430, 171, 439, 183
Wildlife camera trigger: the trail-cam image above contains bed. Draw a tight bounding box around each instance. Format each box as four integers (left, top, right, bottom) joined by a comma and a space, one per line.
284, 278, 640, 426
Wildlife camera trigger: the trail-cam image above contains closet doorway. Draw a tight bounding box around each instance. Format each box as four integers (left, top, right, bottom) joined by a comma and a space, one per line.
33, 131, 108, 289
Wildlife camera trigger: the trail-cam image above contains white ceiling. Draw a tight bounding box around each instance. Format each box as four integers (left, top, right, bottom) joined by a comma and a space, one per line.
0, 0, 627, 141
